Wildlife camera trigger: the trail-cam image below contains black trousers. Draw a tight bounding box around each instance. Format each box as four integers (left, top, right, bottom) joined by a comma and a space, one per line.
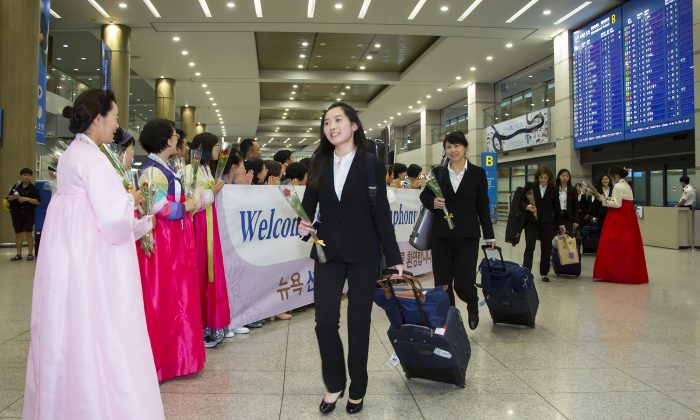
430, 237, 479, 313
313, 258, 379, 400
523, 221, 556, 276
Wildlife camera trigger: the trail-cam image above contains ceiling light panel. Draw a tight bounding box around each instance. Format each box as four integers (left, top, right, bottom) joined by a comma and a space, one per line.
506, 0, 538, 23
307, 0, 315, 18
142, 0, 161, 17
358, 0, 372, 18
198, 0, 212, 17
408, 0, 427, 20
254, 0, 263, 17
458, 0, 484, 22
87, 0, 110, 18
554, 1, 592, 25
49, 8, 62, 18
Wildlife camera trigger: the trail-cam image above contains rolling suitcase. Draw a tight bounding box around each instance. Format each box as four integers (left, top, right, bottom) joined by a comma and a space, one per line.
478, 246, 539, 328
581, 224, 600, 254
551, 235, 582, 277
378, 272, 470, 388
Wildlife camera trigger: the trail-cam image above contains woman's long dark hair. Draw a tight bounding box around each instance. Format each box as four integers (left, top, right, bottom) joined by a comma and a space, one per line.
244, 157, 265, 185
307, 102, 368, 189
555, 168, 572, 188
191, 132, 219, 174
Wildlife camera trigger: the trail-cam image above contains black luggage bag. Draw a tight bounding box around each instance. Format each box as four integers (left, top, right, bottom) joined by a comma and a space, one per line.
378, 271, 471, 388
477, 246, 539, 328
581, 224, 600, 254
551, 235, 582, 277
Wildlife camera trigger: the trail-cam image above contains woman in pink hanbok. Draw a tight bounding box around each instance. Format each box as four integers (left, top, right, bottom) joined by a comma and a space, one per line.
184, 132, 230, 348
22, 89, 164, 419
137, 119, 205, 381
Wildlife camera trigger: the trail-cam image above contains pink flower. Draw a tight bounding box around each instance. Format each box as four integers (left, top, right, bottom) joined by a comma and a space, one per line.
282, 188, 291, 198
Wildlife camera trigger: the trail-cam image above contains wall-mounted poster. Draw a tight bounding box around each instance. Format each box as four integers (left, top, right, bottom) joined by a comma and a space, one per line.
486, 108, 549, 153
36, 0, 51, 145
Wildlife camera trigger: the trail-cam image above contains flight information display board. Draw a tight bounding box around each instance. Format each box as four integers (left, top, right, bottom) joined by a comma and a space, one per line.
572, 8, 624, 147
623, 0, 693, 139
572, 0, 694, 148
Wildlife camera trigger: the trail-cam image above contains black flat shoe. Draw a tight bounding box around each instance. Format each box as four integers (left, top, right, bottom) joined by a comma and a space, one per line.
542, 276, 550, 282
319, 389, 344, 414
346, 398, 364, 414
468, 312, 479, 330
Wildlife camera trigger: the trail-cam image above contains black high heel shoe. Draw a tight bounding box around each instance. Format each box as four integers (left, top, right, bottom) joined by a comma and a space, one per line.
319, 389, 344, 414
346, 398, 364, 414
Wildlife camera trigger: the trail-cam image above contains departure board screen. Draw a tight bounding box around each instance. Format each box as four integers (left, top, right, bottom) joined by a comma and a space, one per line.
572, 8, 624, 147
623, 0, 693, 139
572, 0, 694, 148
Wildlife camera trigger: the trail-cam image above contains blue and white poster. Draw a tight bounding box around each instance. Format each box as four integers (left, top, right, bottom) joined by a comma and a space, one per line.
101, 41, 111, 91
36, 0, 51, 145
481, 152, 498, 222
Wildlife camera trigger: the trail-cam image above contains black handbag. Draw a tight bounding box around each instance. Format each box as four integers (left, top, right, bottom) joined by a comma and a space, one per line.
409, 206, 433, 251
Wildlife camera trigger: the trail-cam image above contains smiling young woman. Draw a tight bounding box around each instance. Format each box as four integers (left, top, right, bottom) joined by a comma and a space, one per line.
299, 102, 404, 415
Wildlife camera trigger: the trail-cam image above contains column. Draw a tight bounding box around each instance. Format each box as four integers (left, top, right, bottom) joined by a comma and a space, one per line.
420, 109, 440, 166
466, 83, 494, 164
0, 0, 39, 243
101, 24, 131, 129
694, 0, 700, 171
195, 123, 206, 134
180, 106, 196, 142
552, 31, 590, 181
155, 78, 176, 121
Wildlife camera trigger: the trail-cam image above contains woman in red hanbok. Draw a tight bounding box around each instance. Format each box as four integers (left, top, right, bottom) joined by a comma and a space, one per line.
137, 119, 205, 381
184, 132, 231, 348
593, 166, 649, 284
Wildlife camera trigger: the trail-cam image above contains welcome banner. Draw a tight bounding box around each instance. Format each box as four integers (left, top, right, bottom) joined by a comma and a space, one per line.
217, 185, 431, 327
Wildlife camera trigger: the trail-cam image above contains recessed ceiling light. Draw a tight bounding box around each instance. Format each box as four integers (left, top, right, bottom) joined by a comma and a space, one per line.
299, 54, 306, 58
320, 42, 327, 46
426, 95, 432, 98
56, 57, 62, 60
181, 50, 188, 55
359, 65, 366, 70
172, 36, 180, 42
440, 5, 448, 12
470, 66, 476, 71
437, 88, 443, 92
73, 68, 78, 71
340, 92, 346, 96
202, 84, 207, 87
291, 91, 297, 95
417, 100, 422, 104
302, 41, 309, 47
226, 2, 235, 8
189, 62, 195, 67
289, 97, 295, 100
456, 76, 462, 80
195, 72, 201, 76
486, 56, 493, 61
345, 85, 351, 89
334, 3, 343, 9
374, 43, 381, 48
80, 57, 86, 60
390, 116, 394, 120
366, 55, 373, 60
528, 75, 533, 78
285, 108, 289, 111
212, 103, 217, 106
160, 75, 164, 78
62, 44, 68, 48
336, 97, 341, 101
118, 2, 127, 8
397, 112, 402, 115
297, 64, 303, 69
542, 9, 551, 15
206, 91, 211, 95
408, 105, 413, 109
282, 116, 287, 119
209, 97, 214, 101
506, 43, 513, 48
383, 120, 388, 123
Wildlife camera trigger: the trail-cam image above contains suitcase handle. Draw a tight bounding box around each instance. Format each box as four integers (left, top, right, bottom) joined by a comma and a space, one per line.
377, 271, 433, 330
481, 245, 506, 273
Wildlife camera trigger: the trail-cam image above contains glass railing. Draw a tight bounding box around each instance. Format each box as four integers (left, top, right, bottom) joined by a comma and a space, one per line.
45, 65, 97, 102
483, 82, 555, 126
431, 119, 468, 144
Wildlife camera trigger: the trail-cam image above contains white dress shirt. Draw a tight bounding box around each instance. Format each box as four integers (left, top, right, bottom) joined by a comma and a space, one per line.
447, 160, 467, 192
539, 184, 547, 198
333, 148, 356, 201
559, 188, 568, 211
681, 184, 696, 207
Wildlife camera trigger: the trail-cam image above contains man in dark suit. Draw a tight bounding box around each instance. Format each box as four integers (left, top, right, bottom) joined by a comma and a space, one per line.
521, 166, 565, 281
420, 131, 495, 330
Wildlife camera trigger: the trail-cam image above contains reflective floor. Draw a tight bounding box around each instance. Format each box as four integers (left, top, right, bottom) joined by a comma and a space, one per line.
1, 225, 700, 419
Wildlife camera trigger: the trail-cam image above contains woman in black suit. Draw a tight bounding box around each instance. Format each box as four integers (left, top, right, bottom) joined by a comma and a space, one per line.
555, 169, 580, 233
521, 166, 566, 282
419, 131, 495, 331
590, 174, 613, 229
299, 102, 403, 415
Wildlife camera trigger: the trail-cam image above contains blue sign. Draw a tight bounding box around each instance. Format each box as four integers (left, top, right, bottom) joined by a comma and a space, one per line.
101, 41, 112, 91
481, 152, 498, 222
36, 0, 51, 145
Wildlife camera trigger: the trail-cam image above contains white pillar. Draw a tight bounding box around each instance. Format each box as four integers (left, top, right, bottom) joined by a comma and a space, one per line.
467, 83, 494, 164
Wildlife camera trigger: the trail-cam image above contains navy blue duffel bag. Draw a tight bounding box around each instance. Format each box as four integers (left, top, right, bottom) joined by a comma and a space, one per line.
374, 270, 450, 330
478, 248, 534, 295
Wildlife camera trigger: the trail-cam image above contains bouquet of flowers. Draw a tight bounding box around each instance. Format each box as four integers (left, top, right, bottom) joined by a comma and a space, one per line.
213, 145, 230, 181
279, 185, 327, 264
188, 146, 203, 196
424, 173, 455, 229
169, 155, 186, 176
138, 170, 157, 256
526, 189, 538, 220
581, 179, 601, 200
101, 143, 134, 191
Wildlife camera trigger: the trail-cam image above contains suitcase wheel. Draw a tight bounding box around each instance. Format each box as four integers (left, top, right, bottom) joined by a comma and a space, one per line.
405, 373, 411, 380
459, 382, 466, 388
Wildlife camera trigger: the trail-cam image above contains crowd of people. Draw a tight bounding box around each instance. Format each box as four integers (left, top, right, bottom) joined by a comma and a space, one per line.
11, 88, 695, 418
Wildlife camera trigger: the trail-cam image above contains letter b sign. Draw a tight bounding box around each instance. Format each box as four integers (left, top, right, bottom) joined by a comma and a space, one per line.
485, 155, 494, 167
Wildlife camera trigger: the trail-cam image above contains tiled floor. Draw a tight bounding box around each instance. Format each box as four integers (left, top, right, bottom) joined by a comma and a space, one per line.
2, 225, 700, 419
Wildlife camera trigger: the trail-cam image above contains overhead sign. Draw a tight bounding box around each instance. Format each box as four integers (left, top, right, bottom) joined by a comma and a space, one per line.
486, 108, 549, 152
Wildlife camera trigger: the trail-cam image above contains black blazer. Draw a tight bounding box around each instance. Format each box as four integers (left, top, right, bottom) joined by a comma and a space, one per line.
520, 182, 563, 227
419, 162, 495, 240
506, 187, 527, 245
590, 185, 612, 222
558, 184, 580, 225
301, 152, 402, 267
